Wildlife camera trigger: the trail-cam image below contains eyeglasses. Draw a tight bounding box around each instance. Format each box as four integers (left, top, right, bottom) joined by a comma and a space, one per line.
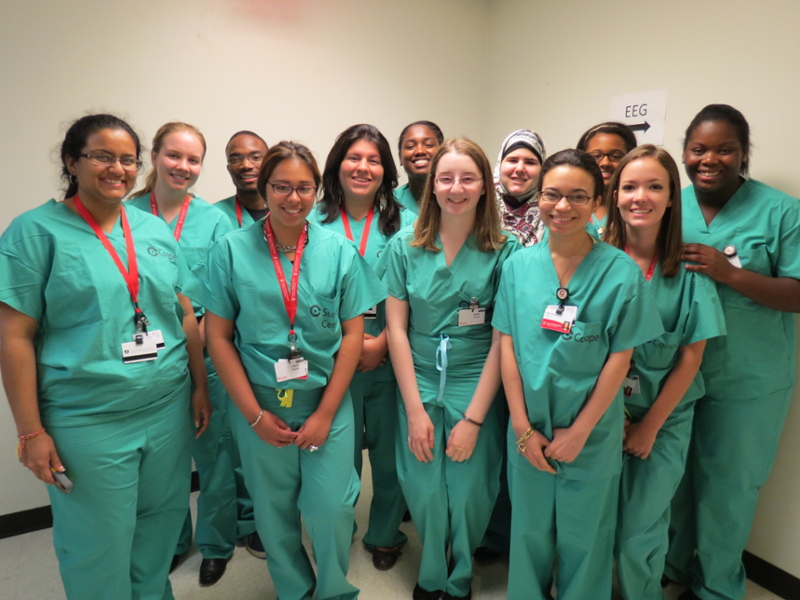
267, 182, 318, 198
539, 190, 593, 206
434, 176, 483, 188
227, 152, 264, 166
80, 152, 141, 170
589, 150, 626, 163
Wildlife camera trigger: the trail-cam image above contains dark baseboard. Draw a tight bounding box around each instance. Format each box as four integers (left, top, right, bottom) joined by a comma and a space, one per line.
0, 471, 200, 541
744, 550, 800, 600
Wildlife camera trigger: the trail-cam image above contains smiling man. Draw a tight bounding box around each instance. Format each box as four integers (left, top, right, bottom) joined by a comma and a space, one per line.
216, 131, 269, 228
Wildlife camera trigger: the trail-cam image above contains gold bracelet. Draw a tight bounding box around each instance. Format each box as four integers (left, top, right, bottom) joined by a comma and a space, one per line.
515, 427, 534, 454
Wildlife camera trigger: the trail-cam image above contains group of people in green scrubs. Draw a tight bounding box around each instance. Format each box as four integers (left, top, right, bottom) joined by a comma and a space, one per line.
2, 105, 798, 600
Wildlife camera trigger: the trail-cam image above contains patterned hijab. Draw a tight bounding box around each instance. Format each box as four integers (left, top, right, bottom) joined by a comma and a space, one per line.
493, 129, 547, 247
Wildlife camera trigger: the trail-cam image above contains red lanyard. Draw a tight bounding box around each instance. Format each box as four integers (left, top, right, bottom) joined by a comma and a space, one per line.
150, 193, 191, 241
264, 216, 308, 344
624, 247, 658, 282
340, 205, 374, 257
73, 195, 147, 327
235, 196, 243, 228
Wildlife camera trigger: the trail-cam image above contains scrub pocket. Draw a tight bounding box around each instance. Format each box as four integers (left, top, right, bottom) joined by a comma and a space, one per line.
639, 329, 682, 370
555, 321, 607, 374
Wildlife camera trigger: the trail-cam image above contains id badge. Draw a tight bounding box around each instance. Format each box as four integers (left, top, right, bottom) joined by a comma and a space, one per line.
541, 305, 577, 333
275, 357, 309, 382
723, 245, 742, 268
122, 334, 159, 364
364, 305, 378, 320
133, 329, 166, 350
458, 307, 486, 326
623, 375, 641, 397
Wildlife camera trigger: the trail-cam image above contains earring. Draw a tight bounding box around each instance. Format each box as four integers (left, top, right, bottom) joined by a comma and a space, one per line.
379, 190, 387, 212
69, 174, 77, 184
337, 188, 343, 205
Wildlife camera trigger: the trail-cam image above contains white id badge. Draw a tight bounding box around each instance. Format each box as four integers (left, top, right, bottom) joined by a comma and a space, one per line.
540, 305, 577, 333
121, 335, 159, 364
623, 375, 641, 396
275, 358, 309, 382
458, 307, 486, 326
364, 305, 378, 320
133, 330, 165, 350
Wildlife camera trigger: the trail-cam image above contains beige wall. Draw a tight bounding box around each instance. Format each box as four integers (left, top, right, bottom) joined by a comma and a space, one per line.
3, 0, 800, 580
485, 0, 800, 577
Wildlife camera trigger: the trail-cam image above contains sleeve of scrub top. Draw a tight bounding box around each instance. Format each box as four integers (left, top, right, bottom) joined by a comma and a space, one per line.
339, 246, 388, 321
608, 272, 664, 353
491, 260, 515, 335
682, 273, 726, 346
775, 200, 800, 278
493, 236, 521, 293
381, 236, 410, 301
0, 228, 49, 320
203, 241, 239, 321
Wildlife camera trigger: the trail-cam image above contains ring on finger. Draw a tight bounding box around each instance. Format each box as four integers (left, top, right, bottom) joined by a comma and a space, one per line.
309, 445, 319, 452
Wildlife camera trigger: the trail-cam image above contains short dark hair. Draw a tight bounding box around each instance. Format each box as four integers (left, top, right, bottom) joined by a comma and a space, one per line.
226, 130, 268, 151
61, 114, 141, 198
538, 148, 605, 200
318, 124, 401, 236
683, 104, 751, 176
576, 122, 637, 154
397, 120, 444, 157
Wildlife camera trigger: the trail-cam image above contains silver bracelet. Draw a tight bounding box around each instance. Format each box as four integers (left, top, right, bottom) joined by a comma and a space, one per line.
249, 410, 264, 428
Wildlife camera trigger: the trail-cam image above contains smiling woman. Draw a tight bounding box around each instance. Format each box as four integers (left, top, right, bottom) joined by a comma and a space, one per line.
394, 120, 444, 215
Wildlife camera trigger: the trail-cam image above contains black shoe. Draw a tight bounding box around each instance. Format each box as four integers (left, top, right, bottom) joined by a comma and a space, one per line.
678, 590, 702, 600
472, 545, 502, 565
443, 591, 472, 600
199, 557, 229, 586
402, 510, 412, 522
169, 554, 181, 573
413, 583, 442, 600
246, 532, 266, 559
372, 545, 402, 571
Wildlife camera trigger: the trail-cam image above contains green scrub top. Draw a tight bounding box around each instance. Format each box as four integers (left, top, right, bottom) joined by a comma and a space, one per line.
128, 195, 233, 316
682, 179, 800, 402
204, 220, 387, 390
382, 225, 520, 401
308, 205, 416, 383
626, 264, 726, 411
0, 200, 194, 426
586, 214, 607, 240
492, 241, 664, 480
214, 195, 257, 230
394, 184, 420, 215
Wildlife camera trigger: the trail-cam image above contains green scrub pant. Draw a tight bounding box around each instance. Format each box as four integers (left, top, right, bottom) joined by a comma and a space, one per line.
175, 363, 255, 557
507, 448, 619, 600
665, 388, 792, 600
47, 380, 193, 600
615, 405, 693, 600
231, 387, 360, 600
480, 394, 511, 553
396, 397, 503, 597
350, 377, 407, 549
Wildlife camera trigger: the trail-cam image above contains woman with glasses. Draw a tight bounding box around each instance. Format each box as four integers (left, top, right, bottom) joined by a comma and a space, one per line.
0, 114, 210, 600
394, 120, 444, 215
493, 129, 547, 247
602, 145, 725, 600
664, 105, 800, 600
205, 141, 385, 600
128, 122, 240, 585
384, 137, 518, 600
493, 149, 662, 600
576, 122, 637, 238
310, 124, 416, 572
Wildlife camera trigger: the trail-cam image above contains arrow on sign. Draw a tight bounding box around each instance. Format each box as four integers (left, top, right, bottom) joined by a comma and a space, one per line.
629, 121, 651, 133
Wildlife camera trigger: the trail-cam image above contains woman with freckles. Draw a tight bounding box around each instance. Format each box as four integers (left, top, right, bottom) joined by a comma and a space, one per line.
602, 145, 725, 600
384, 137, 518, 600
492, 148, 662, 600
665, 105, 800, 600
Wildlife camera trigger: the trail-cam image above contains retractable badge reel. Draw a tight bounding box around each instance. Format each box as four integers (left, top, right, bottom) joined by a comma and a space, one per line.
458, 296, 486, 326
541, 287, 577, 334
275, 332, 309, 383
724, 245, 742, 268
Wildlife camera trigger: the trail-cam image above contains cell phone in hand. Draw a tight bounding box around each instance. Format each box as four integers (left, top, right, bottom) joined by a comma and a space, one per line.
51, 469, 73, 494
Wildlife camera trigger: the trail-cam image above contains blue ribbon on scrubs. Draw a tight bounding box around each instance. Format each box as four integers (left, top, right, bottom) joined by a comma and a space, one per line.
435, 334, 452, 404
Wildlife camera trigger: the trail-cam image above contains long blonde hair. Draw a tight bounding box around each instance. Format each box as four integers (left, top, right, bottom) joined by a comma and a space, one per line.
135, 121, 207, 197
412, 137, 507, 252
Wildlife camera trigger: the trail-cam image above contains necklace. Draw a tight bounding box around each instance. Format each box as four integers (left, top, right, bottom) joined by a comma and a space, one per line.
554, 236, 591, 287
276, 241, 297, 253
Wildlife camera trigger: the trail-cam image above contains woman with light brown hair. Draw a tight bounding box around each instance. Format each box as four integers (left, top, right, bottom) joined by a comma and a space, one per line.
383, 137, 519, 600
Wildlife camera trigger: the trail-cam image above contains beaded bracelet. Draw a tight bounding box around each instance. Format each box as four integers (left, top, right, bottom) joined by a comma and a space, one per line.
515, 427, 534, 454
16, 428, 46, 457
249, 411, 264, 428
462, 414, 483, 427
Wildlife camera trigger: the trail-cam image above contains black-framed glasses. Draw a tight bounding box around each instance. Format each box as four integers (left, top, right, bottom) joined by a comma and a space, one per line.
267, 182, 318, 198
539, 190, 593, 206
588, 150, 626, 163
227, 152, 264, 166
80, 152, 141, 170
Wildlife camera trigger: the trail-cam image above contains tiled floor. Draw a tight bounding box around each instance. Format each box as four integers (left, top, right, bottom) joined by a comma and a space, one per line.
0, 454, 783, 600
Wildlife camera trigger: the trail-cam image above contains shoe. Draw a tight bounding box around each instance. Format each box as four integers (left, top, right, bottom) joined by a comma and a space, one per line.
372, 545, 402, 570
199, 558, 229, 586
443, 591, 472, 600
472, 545, 502, 565
246, 532, 266, 559
413, 583, 443, 600
678, 590, 702, 600
169, 554, 181, 573
402, 510, 412, 522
